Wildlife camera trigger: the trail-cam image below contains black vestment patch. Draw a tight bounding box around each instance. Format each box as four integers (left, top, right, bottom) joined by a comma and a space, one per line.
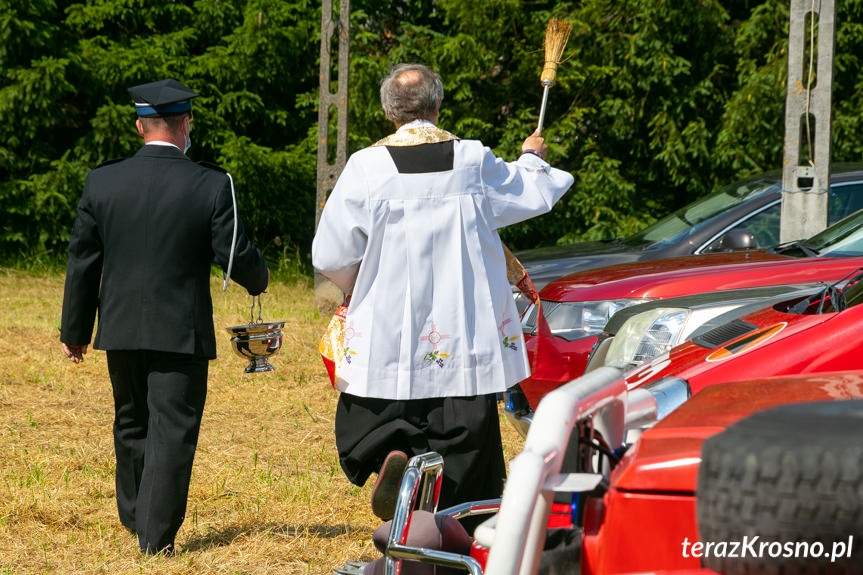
385, 140, 455, 174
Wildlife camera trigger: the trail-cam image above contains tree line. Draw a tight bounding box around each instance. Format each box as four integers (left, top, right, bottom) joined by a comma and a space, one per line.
2, 0, 863, 267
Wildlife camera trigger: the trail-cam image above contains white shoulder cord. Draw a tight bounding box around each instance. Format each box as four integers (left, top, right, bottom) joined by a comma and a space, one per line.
222, 172, 238, 291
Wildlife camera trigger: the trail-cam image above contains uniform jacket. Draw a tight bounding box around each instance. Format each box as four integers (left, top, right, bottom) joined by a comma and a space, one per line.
61, 144, 268, 358
312, 121, 574, 400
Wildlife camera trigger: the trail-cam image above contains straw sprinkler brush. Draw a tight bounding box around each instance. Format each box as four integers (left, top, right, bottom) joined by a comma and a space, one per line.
537, 18, 572, 135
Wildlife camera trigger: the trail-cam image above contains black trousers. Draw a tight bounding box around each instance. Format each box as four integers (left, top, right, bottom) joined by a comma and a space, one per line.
335, 393, 506, 511
106, 350, 208, 554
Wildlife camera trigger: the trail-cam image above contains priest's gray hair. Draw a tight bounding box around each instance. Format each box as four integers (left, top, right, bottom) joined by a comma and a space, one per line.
380, 63, 444, 125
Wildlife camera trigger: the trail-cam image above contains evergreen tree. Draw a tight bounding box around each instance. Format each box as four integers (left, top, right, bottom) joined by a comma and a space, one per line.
2, 0, 863, 262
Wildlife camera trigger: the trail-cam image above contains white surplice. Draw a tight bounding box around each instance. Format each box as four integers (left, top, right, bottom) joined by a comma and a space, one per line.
312, 121, 574, 399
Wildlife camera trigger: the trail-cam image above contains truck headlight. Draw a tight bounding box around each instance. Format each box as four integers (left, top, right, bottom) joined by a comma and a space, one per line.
606, 308, 689, 370
605, 304, 741, 370
521, 299, 652, 341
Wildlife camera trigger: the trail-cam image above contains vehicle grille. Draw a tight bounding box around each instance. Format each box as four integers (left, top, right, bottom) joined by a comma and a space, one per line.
691, 319, 759, 349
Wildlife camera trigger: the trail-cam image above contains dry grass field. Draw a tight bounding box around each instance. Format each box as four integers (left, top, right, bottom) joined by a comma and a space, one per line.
0, 268, 524, 574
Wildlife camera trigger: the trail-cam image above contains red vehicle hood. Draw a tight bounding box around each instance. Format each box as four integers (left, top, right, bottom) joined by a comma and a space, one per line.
611, 372, 863, 493
621, 285, 863, 395
540, 252, 863, 301
622, 302, 830, 391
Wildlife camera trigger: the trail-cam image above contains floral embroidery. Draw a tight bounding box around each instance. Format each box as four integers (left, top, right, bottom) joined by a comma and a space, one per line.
522, 156, 552, 176
498, 319, 520, 351
421, 323, 451, 368
343, 321, 360, 364
424, 349, 450, 368
535, 163, 552, 176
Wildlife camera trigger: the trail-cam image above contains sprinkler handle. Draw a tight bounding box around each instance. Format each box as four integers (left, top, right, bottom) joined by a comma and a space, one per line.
537, 83, 552, 135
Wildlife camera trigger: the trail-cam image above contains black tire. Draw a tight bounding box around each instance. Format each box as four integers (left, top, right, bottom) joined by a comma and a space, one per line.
539, 527, 582, 575
696, 399, 863, 575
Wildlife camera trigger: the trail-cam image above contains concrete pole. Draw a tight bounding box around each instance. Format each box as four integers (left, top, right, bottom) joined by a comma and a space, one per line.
780, 0, 836, 243
315, 0, 350, 314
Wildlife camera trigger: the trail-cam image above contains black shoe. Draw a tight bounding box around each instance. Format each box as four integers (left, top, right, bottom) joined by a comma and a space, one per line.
370, 451, 408, 521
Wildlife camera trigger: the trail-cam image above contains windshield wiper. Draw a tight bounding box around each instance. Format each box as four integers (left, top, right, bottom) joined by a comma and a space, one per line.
790, 267, 863, 314
789, 285, 829, 314
828, 285, 848, 313
773, 239, 820, 257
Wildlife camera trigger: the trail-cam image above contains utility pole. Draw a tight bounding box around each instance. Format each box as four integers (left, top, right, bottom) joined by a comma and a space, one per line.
315, 0, 350, 313
780, 0, 836, 243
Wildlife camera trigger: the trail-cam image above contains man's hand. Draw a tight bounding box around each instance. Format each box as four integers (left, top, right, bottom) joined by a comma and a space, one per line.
521, 129, 547, 160
62, 343, 88, 364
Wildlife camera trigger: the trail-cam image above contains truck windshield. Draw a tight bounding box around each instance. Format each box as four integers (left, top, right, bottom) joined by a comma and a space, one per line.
622, 178, 779, 248
808, 208, 863, 257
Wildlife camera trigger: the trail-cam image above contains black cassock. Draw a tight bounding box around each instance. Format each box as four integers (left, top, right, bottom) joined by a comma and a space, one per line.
61, 144, 268, 553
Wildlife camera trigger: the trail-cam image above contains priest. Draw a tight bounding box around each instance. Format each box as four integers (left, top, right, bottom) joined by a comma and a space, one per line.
312, 63, 574, 524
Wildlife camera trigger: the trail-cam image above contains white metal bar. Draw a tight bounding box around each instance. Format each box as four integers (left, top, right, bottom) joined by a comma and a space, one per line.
483, 366, 624, 574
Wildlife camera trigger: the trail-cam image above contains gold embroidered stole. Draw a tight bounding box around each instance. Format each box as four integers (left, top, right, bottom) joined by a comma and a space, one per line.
372, 125, 460, 147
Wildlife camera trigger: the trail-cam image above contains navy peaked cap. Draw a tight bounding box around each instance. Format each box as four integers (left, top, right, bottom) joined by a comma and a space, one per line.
128, 78, 198, 117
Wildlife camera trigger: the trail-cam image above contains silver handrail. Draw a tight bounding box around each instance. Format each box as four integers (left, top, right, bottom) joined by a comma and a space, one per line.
383, 452, 484, 575
376, 368, 689, 575
438, 499, 501, 521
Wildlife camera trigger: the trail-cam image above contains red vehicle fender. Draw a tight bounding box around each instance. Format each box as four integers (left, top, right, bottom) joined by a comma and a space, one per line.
581, 373, 863, 574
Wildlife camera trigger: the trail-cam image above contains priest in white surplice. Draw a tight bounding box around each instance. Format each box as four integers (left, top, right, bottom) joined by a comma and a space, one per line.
312, 63, 574, 524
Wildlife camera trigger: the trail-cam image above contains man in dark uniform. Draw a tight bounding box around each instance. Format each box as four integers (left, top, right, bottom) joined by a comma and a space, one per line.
59, 78, 269, 555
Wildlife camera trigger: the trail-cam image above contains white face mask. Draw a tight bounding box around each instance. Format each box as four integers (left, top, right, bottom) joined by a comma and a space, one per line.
183, 118, 192, 154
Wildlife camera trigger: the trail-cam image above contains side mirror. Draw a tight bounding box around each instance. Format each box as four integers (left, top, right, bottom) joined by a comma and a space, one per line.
720, 228, 757, 251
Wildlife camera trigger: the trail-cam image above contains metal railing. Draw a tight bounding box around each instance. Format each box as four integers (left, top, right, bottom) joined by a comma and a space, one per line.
383, 452, 496, 575
378, 366, 689, 575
